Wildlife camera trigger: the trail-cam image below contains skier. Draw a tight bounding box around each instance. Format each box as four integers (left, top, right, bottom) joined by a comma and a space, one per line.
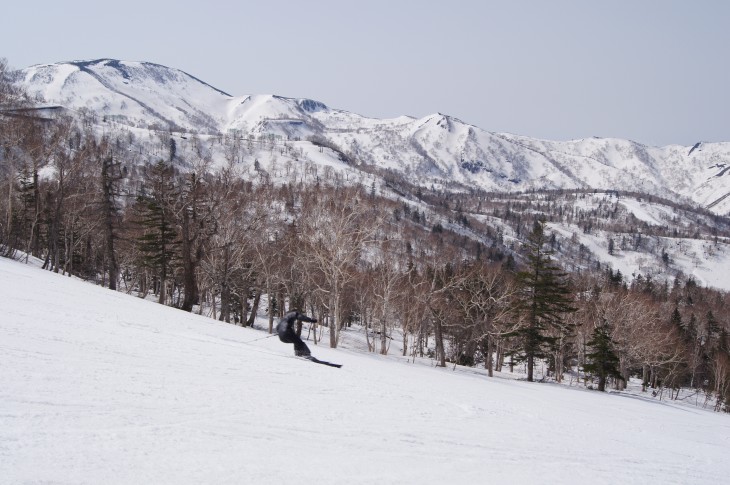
276, 310, 317, 357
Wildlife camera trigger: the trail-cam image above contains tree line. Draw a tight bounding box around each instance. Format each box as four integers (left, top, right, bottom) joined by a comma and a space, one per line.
2, 58, 729, 411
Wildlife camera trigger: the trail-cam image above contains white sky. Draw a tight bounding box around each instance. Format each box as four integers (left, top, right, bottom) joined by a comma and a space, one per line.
3, 0, 729, 147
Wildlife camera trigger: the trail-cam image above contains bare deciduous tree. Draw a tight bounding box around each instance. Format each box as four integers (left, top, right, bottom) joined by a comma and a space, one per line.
300, 186, 380, 348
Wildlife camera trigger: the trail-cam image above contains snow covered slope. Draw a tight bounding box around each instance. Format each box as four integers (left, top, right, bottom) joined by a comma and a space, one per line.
20, 59, 233, 132
18, 59, 730, 214
2, 255, 729, 484
19, 59, 334, 138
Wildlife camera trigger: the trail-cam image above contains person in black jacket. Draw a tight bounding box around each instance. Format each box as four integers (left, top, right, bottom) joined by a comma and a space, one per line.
276, 311, 317, 357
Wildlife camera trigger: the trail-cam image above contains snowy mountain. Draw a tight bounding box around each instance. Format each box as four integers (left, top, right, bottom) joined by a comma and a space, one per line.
3, 255, 729, 484
18, 59, 730, 215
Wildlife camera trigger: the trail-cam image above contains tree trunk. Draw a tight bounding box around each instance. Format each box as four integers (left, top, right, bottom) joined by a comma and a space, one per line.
49, 172, 64, 273
63, 229, 73, 276
617, 357, 628, 391
179, 209, 198, 312
158, 277, 167, 305
434, 317, 446, 367
210, 290, 217, 320
101, 157, 119, 291
267, 282, 274, 333
380, 319, 388, 355
555, 348, 564, 383
487, 336, 494, 377
364, 309, 373, 352
219, 245, 230, 322
311, 305, 319, 345
329, 295, 338, 348
495, 340, 504, 372
5, 172, 13, 247
583, 335, 589, 387
31, 168, 41, 258
247, 290, 261, 328
278, 291, 285, 318
104, 217, 119, 290
219, 284, 231, 322
240, 286, 249, 326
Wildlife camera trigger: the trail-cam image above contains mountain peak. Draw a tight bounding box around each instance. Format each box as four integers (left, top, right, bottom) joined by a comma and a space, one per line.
13, 58, 730, 215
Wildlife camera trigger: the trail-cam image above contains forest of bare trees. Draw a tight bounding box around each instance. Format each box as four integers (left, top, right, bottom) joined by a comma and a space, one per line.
2, 58, 729, 412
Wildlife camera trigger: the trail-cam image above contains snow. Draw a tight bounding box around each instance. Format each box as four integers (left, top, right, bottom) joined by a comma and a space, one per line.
19, 59, 730, 215
549, 220, 730, 292
544, 190, 730, 292
2, 256, 729, 484
669, 237, 730, 289
618, 198, 671, 226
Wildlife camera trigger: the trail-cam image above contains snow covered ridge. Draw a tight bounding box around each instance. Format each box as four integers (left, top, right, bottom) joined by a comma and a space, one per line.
3, 255, 730, 484
18, 58, 730, 215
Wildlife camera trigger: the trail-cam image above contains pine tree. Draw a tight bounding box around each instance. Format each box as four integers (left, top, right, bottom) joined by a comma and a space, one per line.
584, 324, 624, 391
670, 306, 683, 334
135, 160, 179, 305
512, 220, 576, 382
706, 311, 720, 344
100, 155, 123, 290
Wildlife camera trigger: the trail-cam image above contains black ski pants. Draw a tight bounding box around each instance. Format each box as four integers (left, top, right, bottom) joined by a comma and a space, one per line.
278, 328, 311, 357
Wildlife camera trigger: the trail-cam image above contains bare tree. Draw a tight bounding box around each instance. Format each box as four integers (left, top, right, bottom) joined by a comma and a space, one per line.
201, 172, 263, 322
452, 262, 516, 376
710, 350, 730, 412
371, 239, 408, 355
299, 186, 380, 348
411, 255, 466, 368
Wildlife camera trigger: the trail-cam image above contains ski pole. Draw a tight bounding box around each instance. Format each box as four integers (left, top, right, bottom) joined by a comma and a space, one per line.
244, 333, 278, 344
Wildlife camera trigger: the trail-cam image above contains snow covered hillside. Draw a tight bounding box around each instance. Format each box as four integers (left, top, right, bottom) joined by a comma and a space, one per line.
2, 256, 729, 484
17, 59, 730, 215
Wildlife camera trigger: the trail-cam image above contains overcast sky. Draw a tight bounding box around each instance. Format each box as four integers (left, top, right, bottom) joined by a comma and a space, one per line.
3, 0, 728, 146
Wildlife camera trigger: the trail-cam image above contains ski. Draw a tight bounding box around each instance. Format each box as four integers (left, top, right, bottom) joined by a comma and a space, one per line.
300, 355, 342, 368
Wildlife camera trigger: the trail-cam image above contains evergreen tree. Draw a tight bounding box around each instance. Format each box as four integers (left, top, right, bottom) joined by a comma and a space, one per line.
511, 220, 576, 381
584, 324, 624, 391
100, 155, 123, 290
706, 311, 720, 344
718, 328, 730, 355
502, 253, 516, 272
686, 313, 698, 340
135, 160, 179, 304
670, 306, 682, 332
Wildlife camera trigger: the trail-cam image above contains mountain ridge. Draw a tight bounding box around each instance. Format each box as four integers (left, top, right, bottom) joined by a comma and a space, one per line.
16, 58, 730, 215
